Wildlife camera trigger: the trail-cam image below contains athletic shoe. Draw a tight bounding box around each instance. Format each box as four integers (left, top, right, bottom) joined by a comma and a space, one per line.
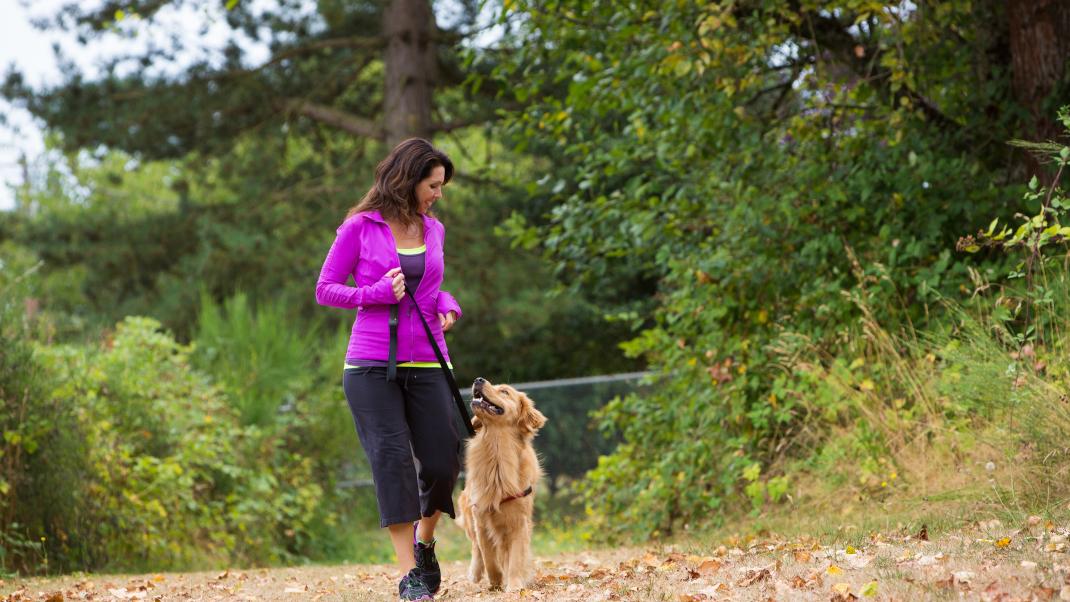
398, 568, 433, 601
413, 525, 441, 593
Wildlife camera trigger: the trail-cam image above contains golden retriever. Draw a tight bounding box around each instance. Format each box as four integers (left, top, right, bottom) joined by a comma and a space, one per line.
456, 377, 547, 592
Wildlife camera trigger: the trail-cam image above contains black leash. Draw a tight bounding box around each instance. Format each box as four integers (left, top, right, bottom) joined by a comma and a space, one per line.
387, 289, 475, 437
387, 304, 399, 382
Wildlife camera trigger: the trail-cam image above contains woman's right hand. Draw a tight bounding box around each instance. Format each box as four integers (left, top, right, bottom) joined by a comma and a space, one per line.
386, 267, 405, 301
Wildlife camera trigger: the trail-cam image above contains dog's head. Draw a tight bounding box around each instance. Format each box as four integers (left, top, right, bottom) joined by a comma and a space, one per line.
470, 377, 546, 434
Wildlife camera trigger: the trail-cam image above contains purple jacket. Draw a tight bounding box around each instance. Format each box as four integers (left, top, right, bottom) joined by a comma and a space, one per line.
315, 210, 463, 364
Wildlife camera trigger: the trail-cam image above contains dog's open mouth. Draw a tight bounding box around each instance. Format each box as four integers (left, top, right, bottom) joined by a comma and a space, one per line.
471, 380, 506, 416
471, 394, 505, 415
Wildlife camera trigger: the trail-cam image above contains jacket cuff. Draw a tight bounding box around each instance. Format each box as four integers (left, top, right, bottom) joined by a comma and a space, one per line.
360, 275, 399, 307
437, 291, 463, 319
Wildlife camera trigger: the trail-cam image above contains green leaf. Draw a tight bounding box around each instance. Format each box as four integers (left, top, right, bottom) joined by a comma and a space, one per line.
225, 0, 240, 9
742, 463, 761, 482
1029, 175, 1039, 191
860, 581, 878, 597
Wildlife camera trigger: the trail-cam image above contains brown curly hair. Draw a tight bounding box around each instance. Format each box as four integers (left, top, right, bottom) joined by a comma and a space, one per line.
346, 138, 454, 226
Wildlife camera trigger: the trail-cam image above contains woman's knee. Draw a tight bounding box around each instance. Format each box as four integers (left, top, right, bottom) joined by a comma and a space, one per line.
368, 441, 415, 474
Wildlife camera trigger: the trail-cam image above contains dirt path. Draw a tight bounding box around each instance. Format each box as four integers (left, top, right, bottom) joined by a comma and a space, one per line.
3, 518, 1068, 601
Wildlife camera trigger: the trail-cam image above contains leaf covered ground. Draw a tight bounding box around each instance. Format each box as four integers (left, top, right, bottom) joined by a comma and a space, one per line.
3, 516, 1069, 601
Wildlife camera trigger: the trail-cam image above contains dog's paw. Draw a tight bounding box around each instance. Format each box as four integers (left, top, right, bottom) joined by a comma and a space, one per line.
503, 581, 527, 593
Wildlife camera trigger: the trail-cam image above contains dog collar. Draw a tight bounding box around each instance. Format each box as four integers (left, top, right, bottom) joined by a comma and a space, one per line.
501, 486, 533, 504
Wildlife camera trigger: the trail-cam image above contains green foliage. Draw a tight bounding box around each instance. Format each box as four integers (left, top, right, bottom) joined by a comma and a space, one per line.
1, 124, 642, 573
190, 290, 368, 560
55, 316, 335, 570
959, 107, 1070, 346
489, 0, 1036, 537
0, 302, 342, 573
0, 243, 52, 572
194, 291, 318, 427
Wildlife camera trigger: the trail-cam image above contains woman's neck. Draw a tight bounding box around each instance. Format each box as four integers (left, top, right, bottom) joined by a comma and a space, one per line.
388, 216, 424, 247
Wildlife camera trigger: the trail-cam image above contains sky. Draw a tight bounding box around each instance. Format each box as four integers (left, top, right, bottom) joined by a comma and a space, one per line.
0, 1, 59, 210
0, 0, 272, 211
0, 0, 500, 212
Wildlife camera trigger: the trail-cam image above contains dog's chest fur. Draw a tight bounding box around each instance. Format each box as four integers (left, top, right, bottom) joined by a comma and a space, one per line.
463, 428, 540, 514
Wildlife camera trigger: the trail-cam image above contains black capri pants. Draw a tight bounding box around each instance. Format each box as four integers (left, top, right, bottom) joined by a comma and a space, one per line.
343, 365, 461, 528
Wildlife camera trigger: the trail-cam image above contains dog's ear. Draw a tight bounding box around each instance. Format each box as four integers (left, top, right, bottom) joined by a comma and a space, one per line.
520, 394, 546, 433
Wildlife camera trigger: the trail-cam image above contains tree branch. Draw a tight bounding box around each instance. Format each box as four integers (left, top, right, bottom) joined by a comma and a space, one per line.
280, 100, 384, 140
799, 8, 964, 134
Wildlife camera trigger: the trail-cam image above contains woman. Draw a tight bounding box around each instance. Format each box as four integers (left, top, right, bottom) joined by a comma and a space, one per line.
315, 138, 462, 601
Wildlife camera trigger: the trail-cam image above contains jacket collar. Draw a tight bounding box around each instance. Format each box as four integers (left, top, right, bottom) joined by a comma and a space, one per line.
364, 209, 433, 228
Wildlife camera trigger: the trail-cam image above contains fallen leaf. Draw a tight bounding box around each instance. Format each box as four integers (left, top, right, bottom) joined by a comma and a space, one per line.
860, 581, 878, 597
917, 524, 929, 541
934, 575, 954, 589
953, 570, 975, 584
736, 567, 771, 587
831, 582, 857, 600
1035, 587, 1056, 600
995, 537, 1011, 549
696, 559, 723, 575
790, 575, 807, 589
916, 553, 946, 566
793, 549, 812, 563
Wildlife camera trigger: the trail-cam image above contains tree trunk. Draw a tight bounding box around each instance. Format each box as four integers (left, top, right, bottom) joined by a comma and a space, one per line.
382, 0, 437, 146
1008, 0, 1070, 142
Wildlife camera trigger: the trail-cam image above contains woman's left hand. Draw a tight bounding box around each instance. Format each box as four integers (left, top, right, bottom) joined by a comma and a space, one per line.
439, 311, 457, 332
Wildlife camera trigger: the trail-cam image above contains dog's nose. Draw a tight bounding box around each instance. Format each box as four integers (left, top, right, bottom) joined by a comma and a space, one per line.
473, 377, 486, 386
